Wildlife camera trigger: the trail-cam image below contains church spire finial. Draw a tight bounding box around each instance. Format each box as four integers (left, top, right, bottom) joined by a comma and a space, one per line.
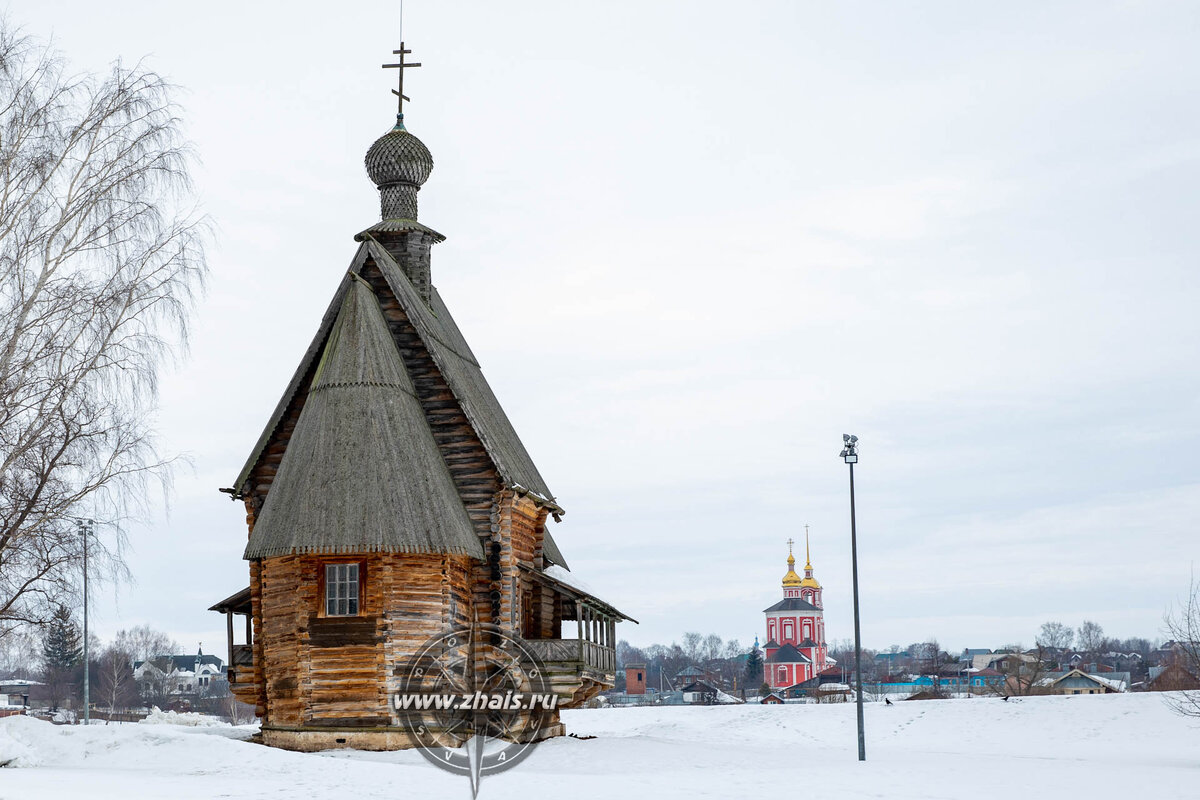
382, 42, 421, 129
782, 538, 801, 588
800, 527, 821, 589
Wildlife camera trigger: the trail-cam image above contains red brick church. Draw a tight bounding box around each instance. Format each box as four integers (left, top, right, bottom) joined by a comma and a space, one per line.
763, 533, 829, 689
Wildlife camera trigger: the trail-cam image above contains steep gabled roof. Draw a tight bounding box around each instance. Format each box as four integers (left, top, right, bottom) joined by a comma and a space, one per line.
243, 278, 483, 560
233, 242, 568, 567
367, 241, 554, 502
134, 654, 225, 672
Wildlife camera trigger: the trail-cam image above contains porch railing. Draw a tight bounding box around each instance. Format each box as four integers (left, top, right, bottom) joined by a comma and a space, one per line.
523, 638, 616, 674
228, 644, 254, 684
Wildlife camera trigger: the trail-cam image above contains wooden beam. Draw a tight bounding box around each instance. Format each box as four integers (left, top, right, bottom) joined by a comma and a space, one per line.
226, 612, 234, 668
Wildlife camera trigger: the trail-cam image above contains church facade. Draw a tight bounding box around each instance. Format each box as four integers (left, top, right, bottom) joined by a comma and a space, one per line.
209, 44, 631, 752
763, 537, 829, 689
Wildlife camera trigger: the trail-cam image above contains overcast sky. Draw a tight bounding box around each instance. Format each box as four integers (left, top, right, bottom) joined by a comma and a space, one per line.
9, 0, 1200, 657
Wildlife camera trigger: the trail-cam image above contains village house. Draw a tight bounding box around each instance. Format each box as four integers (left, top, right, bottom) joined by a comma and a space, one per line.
209, 43, 632, 752
1040, 669, 1129, 695
133, 649, 225, 699
1142, 663, 1200, 692
0, 679, 37, 709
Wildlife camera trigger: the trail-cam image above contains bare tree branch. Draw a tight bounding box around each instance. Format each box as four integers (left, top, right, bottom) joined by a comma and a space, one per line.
0, 21, 207, 635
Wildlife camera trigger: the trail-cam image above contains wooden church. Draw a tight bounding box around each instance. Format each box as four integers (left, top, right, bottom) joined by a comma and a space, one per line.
209, 44, 631, 752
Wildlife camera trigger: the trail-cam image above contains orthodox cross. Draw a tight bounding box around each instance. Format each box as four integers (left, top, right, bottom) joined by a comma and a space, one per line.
383, 42, 422, 117
787, 537, 794, 556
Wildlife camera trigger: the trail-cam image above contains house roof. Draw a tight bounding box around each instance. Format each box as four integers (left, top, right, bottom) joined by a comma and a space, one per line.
765, 644, 812, 664
135, 654, 224, 673
679, 680, 721, 693
233, 241, 568, 568
675, 665, 706, 678
1042, 669, 1130, 692
763, 597, 819, 613
243, 278, 484, 560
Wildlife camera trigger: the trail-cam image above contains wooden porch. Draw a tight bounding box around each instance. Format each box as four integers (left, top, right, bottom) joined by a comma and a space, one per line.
522, 567, 634, 707
208, 587, 258, 706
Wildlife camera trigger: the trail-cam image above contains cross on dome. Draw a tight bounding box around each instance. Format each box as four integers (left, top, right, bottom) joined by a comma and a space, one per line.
382, 42, 422, 125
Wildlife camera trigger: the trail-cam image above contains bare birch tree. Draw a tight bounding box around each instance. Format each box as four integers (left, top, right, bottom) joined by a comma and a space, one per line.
1077, 621, 1105, 655
1036, 621, 1074, 652
0, 22, 206, 635
96, 644, 136, 714
112, 623, 177, 664
1164, 577, 1200, 717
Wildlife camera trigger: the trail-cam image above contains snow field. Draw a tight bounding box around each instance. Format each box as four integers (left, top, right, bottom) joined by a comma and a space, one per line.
0, 692, 1196, 799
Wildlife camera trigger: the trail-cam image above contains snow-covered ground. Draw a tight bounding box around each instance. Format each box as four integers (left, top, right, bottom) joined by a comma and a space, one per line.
1, 693, 1197, 799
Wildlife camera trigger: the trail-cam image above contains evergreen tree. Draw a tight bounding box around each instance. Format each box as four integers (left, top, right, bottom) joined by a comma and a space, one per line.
42, 604, 82, 669
745, 645, 763, 686
41, 604, 81, 710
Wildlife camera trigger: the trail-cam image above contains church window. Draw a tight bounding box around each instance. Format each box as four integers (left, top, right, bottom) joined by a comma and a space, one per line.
325, 563, 360, 616
783, 621, 794, 641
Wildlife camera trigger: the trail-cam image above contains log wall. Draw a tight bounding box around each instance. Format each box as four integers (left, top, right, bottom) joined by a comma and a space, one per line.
257, 552, 475, 732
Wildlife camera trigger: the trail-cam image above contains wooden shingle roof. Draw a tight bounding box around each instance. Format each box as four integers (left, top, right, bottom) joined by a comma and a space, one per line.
243, 278, 483, 560
234, 242, 568, 566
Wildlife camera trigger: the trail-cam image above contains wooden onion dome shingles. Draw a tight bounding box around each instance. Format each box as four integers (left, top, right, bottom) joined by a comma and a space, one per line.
243, 277, 482, 559
232, 242, 569, 568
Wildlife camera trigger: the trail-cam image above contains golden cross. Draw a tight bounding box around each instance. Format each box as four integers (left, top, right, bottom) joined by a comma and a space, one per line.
382, 42, 422, 117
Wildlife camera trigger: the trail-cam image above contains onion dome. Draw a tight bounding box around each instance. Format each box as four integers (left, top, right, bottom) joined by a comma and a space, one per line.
782, 552, 803, 588
364, 117, 433, 220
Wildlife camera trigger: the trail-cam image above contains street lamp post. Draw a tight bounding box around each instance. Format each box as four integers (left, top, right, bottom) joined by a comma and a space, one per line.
77, 519, 93, 725
840, 434, 865, 762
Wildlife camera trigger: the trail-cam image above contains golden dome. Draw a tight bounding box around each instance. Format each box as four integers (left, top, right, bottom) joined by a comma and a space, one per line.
782, 553, 803, 588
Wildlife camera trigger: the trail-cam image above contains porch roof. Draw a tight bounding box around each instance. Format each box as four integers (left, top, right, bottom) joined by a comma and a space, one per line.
208, 586, 252, 614
522, 565, 637, 623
